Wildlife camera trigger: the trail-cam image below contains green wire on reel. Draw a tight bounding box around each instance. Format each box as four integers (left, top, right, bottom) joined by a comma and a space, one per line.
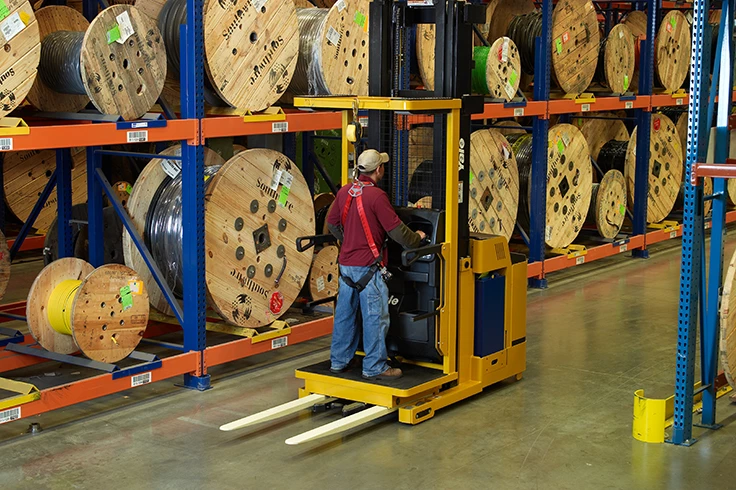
472, 46, 492, 95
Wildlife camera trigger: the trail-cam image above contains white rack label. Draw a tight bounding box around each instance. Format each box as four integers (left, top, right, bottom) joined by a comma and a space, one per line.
0, 406, 20, 424
131, 122, 149, 129
575, 256, 585, 265
272, 336, 288, 349
619, 244, 628, 253
326, 26, 341, 46
514, 108, 524, 117
581, 103, 590, 112
127, 130, 148, 143
115, 11, 135, 44
625, 101, 634, 109
160, 159, 181, 179
676, 98, 684, 106
272, 121, 288, 133
1, 12, 25, 43
131, 372, 152, 387
670, 231, 677, 238
0, 138, 13, 151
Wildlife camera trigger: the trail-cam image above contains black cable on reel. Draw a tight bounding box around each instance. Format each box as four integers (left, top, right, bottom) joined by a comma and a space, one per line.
507, 11, 542, 75
597, 140, 628, 174
39, 31, 87, 95
594, 35, 609, 86
158, 0, 228, 107
505, 133, 533, 232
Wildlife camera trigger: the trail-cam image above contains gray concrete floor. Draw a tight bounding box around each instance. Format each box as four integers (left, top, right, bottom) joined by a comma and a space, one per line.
2, 240, 736, 490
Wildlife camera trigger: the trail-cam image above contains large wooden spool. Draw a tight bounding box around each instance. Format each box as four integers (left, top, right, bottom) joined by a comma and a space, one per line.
622, 10, 647, 93
487, 0, 535, 43
655, 10, 690, 92
586, 169, 626, 239
544, 124, 593, 248
550, 0, 600, 95
408, 126, 433, 183
578, 113, 629, 161
307, 244, 339, 301
495, 120, 526, 137
598, 24, 635, 94
109, 0, 167, 21
204, 149, 315, 326
3, 147, 87, 232
292, 0, 370, 96
625, 113, 683, 224
203, 0, 299, 111
123, 145, 225, 315
0, 1, 41, 118
27, 258, 149, 362
314, 192, 335, 234
721, 248, 736, 389
469, 129, 519, 240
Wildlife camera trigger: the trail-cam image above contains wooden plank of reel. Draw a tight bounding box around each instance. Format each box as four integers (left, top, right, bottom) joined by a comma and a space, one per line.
0, 230, 10, 303
469, 129, 519, 240
587, 169, 626, 239
80, 5, 167, 120
655, 10, 690, 93
625, 113, 683, 224
602, 24, 635, 94
204, 149, 315, 327
203, 0, 299, 111
545, 124, 593, 249
0, 0, 41, 118
494, 120, 526, 137
487, 0, 535, 45
122, 145, 225, 316
3, 147, 87, 233
551, 0, 600, 95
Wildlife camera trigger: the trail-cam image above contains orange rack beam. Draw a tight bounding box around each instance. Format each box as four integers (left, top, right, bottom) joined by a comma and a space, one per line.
548, 95, 650, 114
201, 111, 343, 139
6, 235, 45, 253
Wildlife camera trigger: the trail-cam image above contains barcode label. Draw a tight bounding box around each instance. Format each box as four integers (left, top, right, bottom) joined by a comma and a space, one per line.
359, 116, 368, 128
131, 122, 149, 129
160, 159, 181, 178
0, 406, 20, 424
272, 337, 288, 349
253, 0, 268, 10
127, 130, 148, 143
619, 244, 628, 253
581, 103, 591, 112
670, 231, 677, 238
316, 276, 325, 292
272, 121, 288, 133
575, 256, 585, 265
625, 101, 634, 109
116, 11, 135, 44
514, 108, 524, 117
676, 98, 684, 106
131, 372, 152, 387
0, 138, 12, 151
1, 12, 25, 43
326, 26, 341, 46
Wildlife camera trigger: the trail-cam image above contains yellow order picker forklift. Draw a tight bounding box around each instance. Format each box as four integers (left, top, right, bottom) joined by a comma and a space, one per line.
220, 0, 527, 445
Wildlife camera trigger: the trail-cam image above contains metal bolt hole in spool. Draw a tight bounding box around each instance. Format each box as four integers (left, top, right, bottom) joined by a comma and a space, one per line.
505, 0, 600, 95
124, 147, 315, 327
27, 258, 149, 363
290, 0, 370, 96
0, 0, 41, 118
29, 5, 167, 120
506, 123, 593, 249
157, 0, 299, 111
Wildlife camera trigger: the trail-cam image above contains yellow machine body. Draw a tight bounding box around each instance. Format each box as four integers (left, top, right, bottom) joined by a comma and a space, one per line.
293, 97, 527, 426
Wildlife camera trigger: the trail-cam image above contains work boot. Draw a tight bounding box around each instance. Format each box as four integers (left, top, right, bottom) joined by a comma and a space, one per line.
330, 357, 360, 374
363, 367, 403, 380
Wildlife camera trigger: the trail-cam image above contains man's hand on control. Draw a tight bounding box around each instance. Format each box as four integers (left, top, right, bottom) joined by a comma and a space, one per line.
417, 230, 427, 240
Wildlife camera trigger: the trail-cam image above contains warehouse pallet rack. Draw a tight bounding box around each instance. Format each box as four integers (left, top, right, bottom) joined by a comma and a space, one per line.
0, 0, 733, 425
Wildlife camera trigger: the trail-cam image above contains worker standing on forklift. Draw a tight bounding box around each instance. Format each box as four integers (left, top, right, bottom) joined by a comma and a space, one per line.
327, 149, 427, 381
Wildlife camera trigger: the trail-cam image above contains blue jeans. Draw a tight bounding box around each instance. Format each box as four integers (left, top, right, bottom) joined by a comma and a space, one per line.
331, 264, 390, 377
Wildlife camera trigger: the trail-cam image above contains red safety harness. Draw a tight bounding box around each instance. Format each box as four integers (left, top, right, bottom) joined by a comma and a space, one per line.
340, 180, 386, 291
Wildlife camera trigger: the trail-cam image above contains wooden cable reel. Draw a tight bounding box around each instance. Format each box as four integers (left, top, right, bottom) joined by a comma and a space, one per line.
291, 0, 370, 96
109, 0, 168, 21
468, 129, 519, 240
205, 149, 315, 326
314, 192, 335, 234
655, 10, 690, 92
123, 145, 225, 316
30, 5, 167, 120
578, 113, 629, 162
494, 120, 526, 137
0, 0, 41, 118
487, 0, 535, 43
26, 258, 149, 363
203, 0, 299, 111
586, 169, 626, 239
622, 10, 647, 93
3, 147, 87, 232
306, 244, 339, 301
550, 0, 600, 95
720, 248, 736, 390
408, 126, 433, 184
625, 113, 683, 224
595, 23, 635, 94
0, 230, 10, 303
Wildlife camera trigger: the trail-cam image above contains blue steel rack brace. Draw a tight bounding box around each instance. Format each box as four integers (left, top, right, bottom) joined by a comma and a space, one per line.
671, 0, 735, 445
